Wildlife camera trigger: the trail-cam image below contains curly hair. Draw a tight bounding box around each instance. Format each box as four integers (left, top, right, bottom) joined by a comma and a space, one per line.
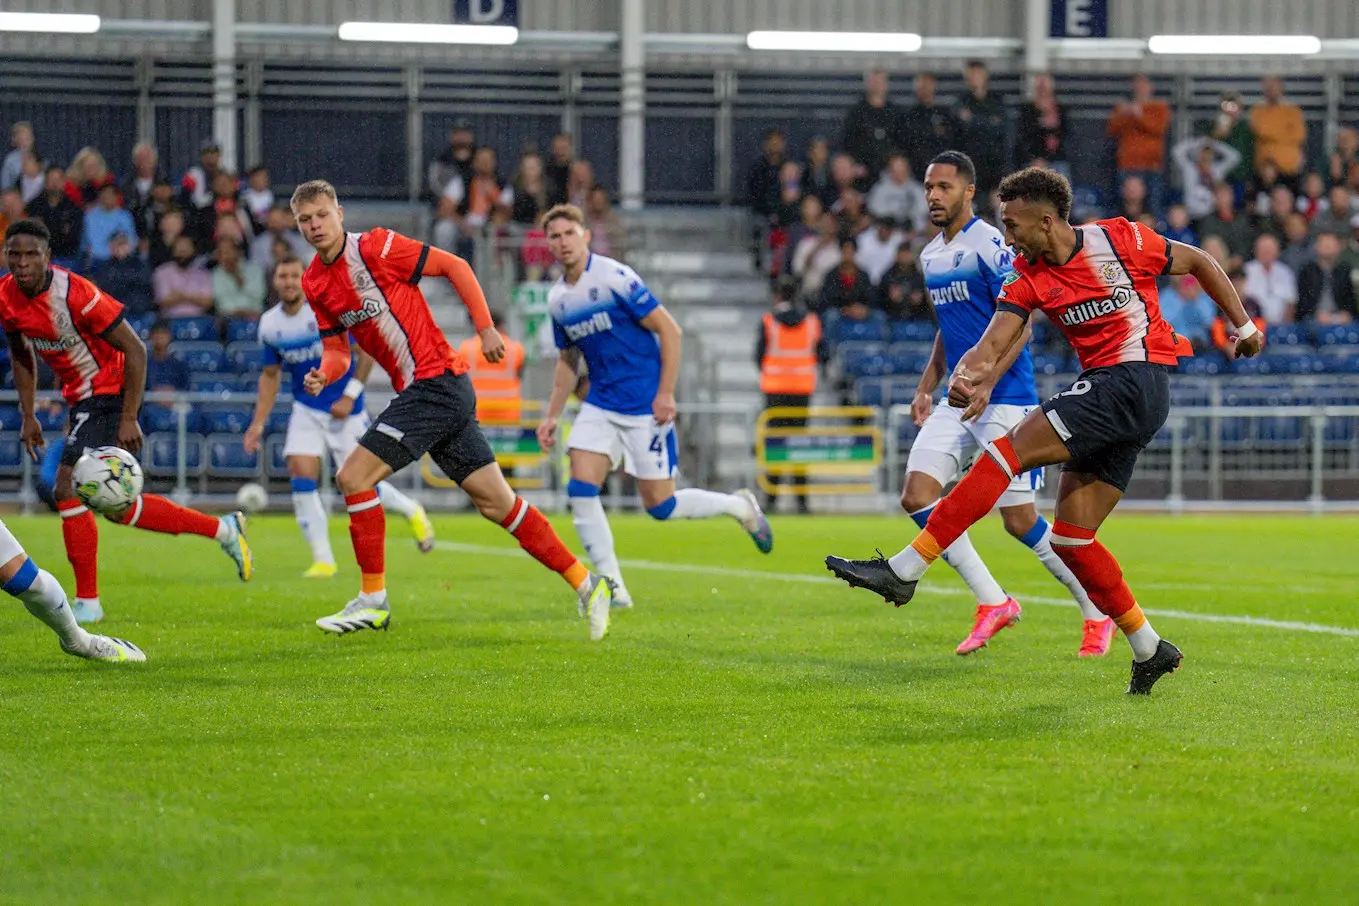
997, 167, 1073, 221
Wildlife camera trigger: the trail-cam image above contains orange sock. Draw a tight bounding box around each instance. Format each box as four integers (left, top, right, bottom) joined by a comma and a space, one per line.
119, 494, 220, 538
500, 496, 589, 590
345, 490, 386, 595
909, 530, 944, 565
58, 498, 99, 599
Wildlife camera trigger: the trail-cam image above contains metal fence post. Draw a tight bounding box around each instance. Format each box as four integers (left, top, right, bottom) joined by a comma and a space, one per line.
174, 396, 190, 504
1309, 410, 1327, 515
885, 404, 903, 515
1167, 414, 1185, 515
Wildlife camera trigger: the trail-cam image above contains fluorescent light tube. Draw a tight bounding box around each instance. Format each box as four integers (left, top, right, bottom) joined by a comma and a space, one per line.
746, 31, 922, 53
1148, 34, 1320, 55
0, 12, 101, 34
338, 22, 519, 45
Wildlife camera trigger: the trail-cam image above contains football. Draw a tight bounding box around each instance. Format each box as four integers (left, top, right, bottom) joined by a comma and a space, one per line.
72, 446, 144, 516
235, 482, 269, 513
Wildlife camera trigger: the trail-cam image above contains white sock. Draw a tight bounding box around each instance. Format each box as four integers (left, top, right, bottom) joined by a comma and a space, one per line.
293, 490, 335, 566
570, 494, 623, 583
214, 517, 234, 544
887, 545, 930, 582
377, 481, 419, 519
11, 564, 89, 650
1026, 524, 1105, 621
659, 488, 750, 521
1126, 622, 1162, 661
908, 503, 1006, 604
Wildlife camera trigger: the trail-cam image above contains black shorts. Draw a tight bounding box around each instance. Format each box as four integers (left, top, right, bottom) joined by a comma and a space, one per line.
359, 370, 496, 484
1039, 362, 1171, 493
61, 395, 124, 467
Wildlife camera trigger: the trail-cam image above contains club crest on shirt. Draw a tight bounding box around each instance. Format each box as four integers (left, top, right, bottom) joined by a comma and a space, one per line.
589, 287, 599, 301
1098, 261, 1123, 285
52, 310, 71, 331
353, 272, 371, 291
953, 250, 966, 268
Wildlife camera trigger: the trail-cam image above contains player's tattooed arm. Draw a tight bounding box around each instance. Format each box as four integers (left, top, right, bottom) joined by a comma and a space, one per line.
538, 348, 582, 451
946, 310, 1027, 415
1165, 239, 1263, 358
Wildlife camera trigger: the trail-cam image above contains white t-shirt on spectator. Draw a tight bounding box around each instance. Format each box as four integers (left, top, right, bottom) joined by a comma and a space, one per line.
441, 176, 514, 227
792, 235, 841, 298
855, 227, 905, 284
865, 174, 928, 232
1242, 259, 1298, 324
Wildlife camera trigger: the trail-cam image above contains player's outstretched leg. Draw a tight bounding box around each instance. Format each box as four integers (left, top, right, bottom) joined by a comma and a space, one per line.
1048, 522, 1181, 694
116, 495, 252, 581
315, 487, 391, 634
56, 497, 102, 623
568, 478, 631, 608
376, 480, 436, 554
290, 476, 337, 578
1002, 507, 1113, 657
644, 487, 773, 554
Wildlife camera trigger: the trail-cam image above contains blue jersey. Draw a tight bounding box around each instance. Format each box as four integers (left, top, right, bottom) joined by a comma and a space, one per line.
920, 217, 1037, 406
548, 253, 662, 417
257, 301, 364, 413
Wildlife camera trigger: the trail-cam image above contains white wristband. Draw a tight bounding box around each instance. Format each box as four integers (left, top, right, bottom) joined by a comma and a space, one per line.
342, 378, 365, 399
1232, 319, 1259, 341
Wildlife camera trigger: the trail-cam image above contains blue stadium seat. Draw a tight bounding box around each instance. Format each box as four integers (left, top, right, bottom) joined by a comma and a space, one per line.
201, 406, 254, 435
1259, 416, 1304, 443
830, 313, 888, 344
888, 348, 930, 375
1316, 325, 1359, 346
889, 379, 919, 406
266, 409, 290, 434
140, 405, 180, 434
1265, 324, 1312, 347
225, 341, 261, 372
1032, 352, 1072, 375
855, 379, 884, 407
1261, 350, 1324, 375
0, 438, 20, 473
0, 405, 20, 431
1325, 416, 1358, 442
888, 320, 936, 343
225, 320, 258, 343
146, 433, 205, 477
189, 375, 235, 395
1177, 351, 1228, 376
172, 342, 228, 373
265, 435, 289, 477
127, 313, 156, 339
839, 342, 885, 377
207, 436, 259, 476
170, 317, 218, 342
37, 407, 65, 431
1320, 350, 1359, 374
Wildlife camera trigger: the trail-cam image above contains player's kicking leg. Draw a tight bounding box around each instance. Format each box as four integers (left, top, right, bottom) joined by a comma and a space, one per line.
327, 408, 435, 555
0, 520, 143, 662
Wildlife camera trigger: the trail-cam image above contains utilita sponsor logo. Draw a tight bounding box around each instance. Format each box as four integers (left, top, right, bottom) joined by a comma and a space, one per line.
1057, 286, 1135, 326
339, 299, 383, 328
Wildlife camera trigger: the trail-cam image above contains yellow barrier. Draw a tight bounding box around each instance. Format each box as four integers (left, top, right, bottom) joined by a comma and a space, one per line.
421, 400, 549, 490
754, 406, 881, 495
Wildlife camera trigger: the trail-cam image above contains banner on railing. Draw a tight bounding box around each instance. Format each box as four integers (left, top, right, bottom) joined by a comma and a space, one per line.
755, 406, 882, 495
420, 400, 550, 490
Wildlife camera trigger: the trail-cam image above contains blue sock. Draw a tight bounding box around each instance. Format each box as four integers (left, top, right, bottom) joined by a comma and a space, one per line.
646, 496, 677, 521
2, 557, 39, 596
566, 479, 600, 499
1018, 515, 1049, 549
290, 477, 318, 494
908, 504, 934, 530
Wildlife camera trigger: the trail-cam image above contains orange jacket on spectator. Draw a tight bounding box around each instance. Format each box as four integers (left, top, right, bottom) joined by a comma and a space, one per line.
1106, 101, 1171, 171
458, 335, 526, 423
1250, 102, 1306, 175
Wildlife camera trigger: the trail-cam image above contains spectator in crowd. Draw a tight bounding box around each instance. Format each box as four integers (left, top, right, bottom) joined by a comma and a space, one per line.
16, 150, 44, 205
427, 119, 476, 201
1106, 74, 1170, 214
586, 186, 628, 262
211, 234, 266, 321
154, 234, 214, 318
1162, 204, 1196, 246
1296, 172, 1328, 221
1250, 76, 1306, 189
149, 207, 186, 270
878, 241, 928, 322
90, 232, 152, 316
208, 169, 252, 248
746, 128, 787, 222
843, 69, 904, 176
772, 160, 805, 229
0, 121, 33, 191
1297, 231, 1357, 324
833, 186, 872, 237
1312, 186, 1353, 237
954, 61, 1006, 195
433, 146, 510, 255
866, 153, 927, 233
1196, 182, 1254, 269
779, 195, 824, 273
1200, 234, 1233, 276
791, 210, 841, 301
1171, 135, 1241, 220
82, 182, 137, 266
145, 320, 190, 396
855, 216, 905, 285
121, 142, 162, 241
1279, 213, 1314, 275
248, 204, 310, 272
27, 164, 83, 270
1118, 173, 1150, 222
180, 138, 222, 210
1243, 233, 1298, 324
802, 136, 835, 210
510, 150, 550, 227
1329, 127, 1359, 192
1015, 73, 1067, 170
64, 146, 117, 209
1257, 185, 1296, 242
1247, 158, 1285, 217
819, 237, 877, 320
1345, 216, 1359, 272
1158, 275, 1217, 352
1208, 92, 1255, 189
566, 158, 594, 209
240, 165, 274, 232
828, 153, 860, 200
544, 132, 574, 206
134, 179, 176, 249
0, 188, 24, 234
901, 73, 955, 176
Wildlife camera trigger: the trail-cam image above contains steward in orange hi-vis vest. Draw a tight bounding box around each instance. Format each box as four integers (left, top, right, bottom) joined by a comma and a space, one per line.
459, 333, 525, 423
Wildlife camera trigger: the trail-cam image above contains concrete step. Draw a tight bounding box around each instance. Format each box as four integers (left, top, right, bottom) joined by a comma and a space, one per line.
660, 277, 769, 306
631, 249, 756, 277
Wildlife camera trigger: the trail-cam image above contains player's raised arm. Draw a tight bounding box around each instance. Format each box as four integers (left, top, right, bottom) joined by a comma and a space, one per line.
638, 306, 683, 425
1165, 239, 1263, 358
415, 245, 504, 363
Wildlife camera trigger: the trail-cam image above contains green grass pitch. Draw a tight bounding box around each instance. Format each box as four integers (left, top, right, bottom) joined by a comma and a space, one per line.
1, 511, 1357, 904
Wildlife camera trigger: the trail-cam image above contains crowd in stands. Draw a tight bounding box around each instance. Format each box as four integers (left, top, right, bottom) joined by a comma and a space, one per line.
0, 123, 314, 338
746, 67, 1359, 363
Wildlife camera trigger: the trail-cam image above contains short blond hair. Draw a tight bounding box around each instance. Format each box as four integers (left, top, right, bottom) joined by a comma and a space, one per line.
540, 203, 585, 230
290, 179, 338, 209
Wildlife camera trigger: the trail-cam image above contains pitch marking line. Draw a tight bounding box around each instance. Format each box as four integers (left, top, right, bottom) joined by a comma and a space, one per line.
433, 542, 1359, 639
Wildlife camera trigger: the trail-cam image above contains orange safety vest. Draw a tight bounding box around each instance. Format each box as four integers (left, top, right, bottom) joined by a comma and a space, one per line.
458, 336, 526, 423
760, 312, 821, 395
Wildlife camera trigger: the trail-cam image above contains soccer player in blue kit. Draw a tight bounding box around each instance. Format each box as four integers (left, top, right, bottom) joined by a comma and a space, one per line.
536, 203, 773, 608
903, 152, 1113, 657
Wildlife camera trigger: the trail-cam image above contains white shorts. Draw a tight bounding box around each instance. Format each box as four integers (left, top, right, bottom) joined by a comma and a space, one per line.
567, 402, 678, 481
0, 518, 24, 567
283, 401, 371, 467
906, 402, 1043, 508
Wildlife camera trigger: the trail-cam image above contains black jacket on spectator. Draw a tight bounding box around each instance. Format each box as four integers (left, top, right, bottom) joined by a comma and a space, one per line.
26, 193, 84, 259
746, 155, 784, 219
842, 99, 905, 175
803, 162, 836, 211
90, 256, 154, 316
1195, 212, 1255, 262
818, 265, 877, 314
901, 103, 956, 176
121, 174, 163, 240
878, 261, 931, 322
1015, 102, 1068, 165
955, 93, 1008, 192
1297, 260, 1358, 321
545, 159, 570, 207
